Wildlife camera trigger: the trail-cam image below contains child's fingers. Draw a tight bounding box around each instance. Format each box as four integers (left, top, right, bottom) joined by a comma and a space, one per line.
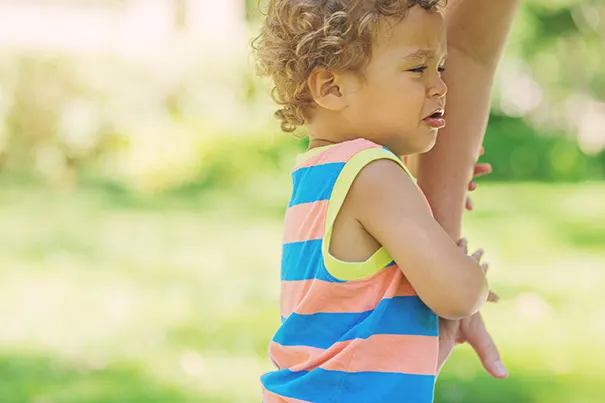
457, 237, 468, 255
483, 257, 498, 303
479, 146, 485, 156
471, 249, 484, 262
475, 241, 497, 303
488, 291, 500, 303
466, 196, 473, 211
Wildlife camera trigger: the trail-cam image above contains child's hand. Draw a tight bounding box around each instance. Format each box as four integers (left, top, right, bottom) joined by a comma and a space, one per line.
458, 237, 499, 303
466, 147, 492, 211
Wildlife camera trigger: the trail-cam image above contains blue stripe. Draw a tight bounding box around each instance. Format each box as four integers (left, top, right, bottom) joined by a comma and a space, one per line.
289, 163, 344, 207
273, 296, 438, 349
262, 368, 435, 403
281, 240, 343, 282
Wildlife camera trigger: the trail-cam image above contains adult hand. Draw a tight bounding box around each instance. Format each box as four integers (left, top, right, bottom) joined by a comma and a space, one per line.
438, 236, 507, 379
439, 312, 508, 379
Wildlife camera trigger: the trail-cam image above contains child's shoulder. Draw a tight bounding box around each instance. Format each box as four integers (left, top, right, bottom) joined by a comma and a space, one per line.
337, 141, 421, 220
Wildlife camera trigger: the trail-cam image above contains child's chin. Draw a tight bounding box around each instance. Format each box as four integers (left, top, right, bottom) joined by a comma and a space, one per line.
417, 137, 438, 154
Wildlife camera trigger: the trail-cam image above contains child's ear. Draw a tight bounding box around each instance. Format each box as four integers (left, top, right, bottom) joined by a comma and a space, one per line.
308, 68, 348, 111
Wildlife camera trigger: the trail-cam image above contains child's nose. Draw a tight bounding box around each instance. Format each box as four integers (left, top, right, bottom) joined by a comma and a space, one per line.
428, 75, 448, 99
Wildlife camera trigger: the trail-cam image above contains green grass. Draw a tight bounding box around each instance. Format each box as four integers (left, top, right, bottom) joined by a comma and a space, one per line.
0, 181, 604, 403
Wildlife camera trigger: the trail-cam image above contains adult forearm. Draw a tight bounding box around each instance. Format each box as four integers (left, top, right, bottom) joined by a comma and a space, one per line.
415, 52, 493, 239
416, 0, 519, 239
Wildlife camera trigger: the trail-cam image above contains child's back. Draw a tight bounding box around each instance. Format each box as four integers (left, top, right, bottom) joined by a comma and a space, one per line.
261, 139, 439, 402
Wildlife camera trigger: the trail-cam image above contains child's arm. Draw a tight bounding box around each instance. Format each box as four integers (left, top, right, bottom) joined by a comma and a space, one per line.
347, 159, 489, 320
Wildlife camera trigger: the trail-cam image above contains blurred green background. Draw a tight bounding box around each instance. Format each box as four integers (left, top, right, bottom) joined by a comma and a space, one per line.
0, 0, 603, 402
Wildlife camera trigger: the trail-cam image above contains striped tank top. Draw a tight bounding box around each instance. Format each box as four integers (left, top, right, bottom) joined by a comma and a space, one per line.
261, 139, 439, 403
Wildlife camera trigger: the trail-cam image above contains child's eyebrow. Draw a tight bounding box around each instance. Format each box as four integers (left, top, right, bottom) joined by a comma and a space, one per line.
402, 48, 446, 60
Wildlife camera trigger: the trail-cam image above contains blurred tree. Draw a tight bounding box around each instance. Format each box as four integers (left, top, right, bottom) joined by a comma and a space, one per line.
494, 1, 605, 145
0, 0, 603, 191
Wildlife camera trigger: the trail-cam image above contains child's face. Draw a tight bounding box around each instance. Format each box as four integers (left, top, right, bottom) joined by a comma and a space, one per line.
342, 7, 447, 155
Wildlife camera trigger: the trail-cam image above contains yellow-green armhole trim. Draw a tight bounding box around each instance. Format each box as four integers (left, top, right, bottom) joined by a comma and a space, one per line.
322, 147, 415, 281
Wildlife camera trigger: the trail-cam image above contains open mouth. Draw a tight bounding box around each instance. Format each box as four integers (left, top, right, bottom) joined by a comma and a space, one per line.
426, 110, 444, 119
423, 109, 446, 128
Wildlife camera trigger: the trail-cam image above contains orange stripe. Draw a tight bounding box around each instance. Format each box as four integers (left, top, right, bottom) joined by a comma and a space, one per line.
283, 200, 328, 244
280, 266, 416, 317
269, 342, 325, 371
294, 139, 379, 170
320, 334, 438, 375
262, 387, 311, 403
270, 340, 346, 373
270, 334, 438, 376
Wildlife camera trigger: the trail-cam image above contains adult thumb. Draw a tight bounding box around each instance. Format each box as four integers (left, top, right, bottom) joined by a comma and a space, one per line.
465, 315, 509, 379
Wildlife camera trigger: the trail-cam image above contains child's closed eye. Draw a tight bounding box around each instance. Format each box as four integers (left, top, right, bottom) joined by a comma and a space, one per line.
408, 66, 428, 73
407, 66, 447, 73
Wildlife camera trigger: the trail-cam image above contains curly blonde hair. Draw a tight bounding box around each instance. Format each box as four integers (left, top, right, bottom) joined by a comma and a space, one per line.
252, 0, 445, 133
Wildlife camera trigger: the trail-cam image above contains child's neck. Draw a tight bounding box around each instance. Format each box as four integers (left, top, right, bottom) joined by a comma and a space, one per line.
307, 137, 339, 150
307, 119, 359, 151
